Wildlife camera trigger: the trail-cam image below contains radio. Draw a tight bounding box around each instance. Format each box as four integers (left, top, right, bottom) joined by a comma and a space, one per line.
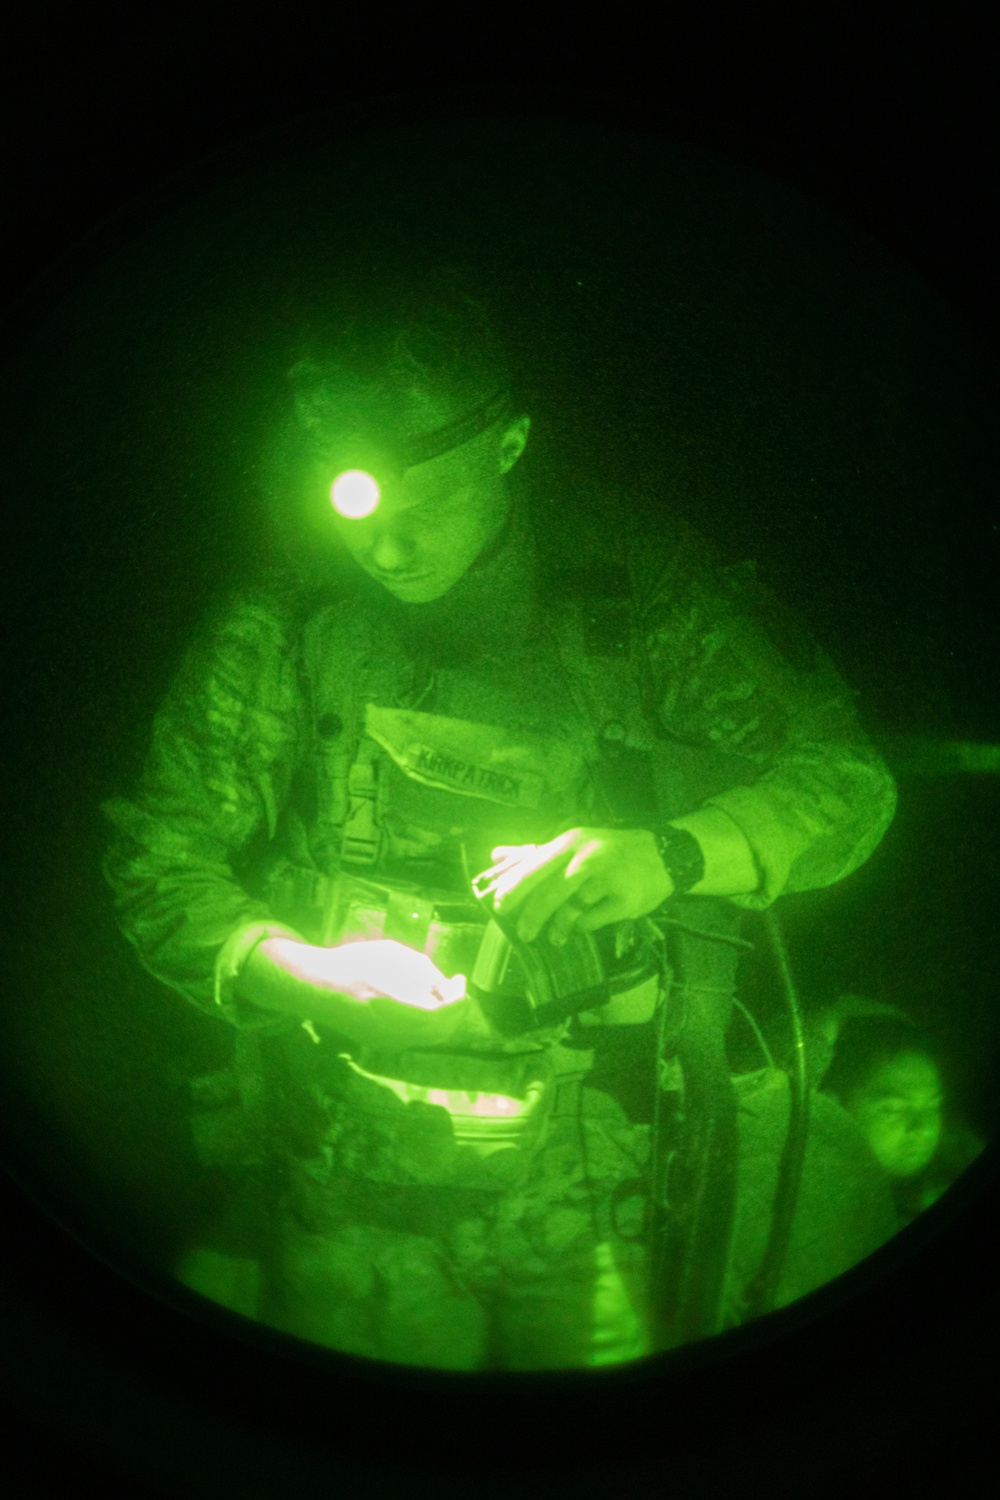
467, 874, 663, 1038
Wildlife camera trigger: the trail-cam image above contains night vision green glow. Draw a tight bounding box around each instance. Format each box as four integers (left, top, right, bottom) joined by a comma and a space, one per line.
330, 468, 380, 519
96, 236, 992, 1373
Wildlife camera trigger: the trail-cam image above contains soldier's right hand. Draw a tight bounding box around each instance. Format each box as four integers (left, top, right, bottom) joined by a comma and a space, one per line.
247, 936, 469, 1051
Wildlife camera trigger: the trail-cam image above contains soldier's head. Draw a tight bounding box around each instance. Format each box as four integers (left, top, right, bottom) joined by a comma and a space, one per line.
287, 265, 530, 603
822, 1010, 944, 1178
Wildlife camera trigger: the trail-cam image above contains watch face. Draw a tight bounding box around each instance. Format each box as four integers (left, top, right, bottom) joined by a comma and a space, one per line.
657, 828, 706, 892
2, 93, 996, 1457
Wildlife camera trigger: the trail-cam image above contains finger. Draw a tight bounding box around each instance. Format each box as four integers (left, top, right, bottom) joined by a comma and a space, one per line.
574, 894, 626, 932
489, 860, 550, 913
431, 972, 467, 1006
545, 876, 609, 946
513, 867, 596, 943
473, 848, 540, 902
478, 845, 536, 882
564, 837, 604, 882
488, 844, 532, 866
497, 828, 602, 906
491, 837, 578, 916
545, 895, 587, 949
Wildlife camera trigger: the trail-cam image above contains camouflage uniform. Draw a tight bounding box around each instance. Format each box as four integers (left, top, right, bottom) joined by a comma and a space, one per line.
103, 502, 899, 1369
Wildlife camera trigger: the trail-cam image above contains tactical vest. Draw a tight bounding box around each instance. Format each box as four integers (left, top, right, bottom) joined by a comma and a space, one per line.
244, 568, 750, 1194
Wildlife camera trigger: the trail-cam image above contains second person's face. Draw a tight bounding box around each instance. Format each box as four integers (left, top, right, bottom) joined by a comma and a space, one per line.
847, 1052, 944, 1177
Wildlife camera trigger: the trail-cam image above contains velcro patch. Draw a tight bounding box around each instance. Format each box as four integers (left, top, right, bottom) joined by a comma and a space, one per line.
365, 705, 583, 810
401, 743, 544, 808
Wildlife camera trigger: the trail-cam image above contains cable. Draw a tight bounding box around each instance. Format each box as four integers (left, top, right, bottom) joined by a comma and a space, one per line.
739, 906, 810, 1321
640, 971, 676, 1349
731, 996, 777, 1071
657, 916, 756, 953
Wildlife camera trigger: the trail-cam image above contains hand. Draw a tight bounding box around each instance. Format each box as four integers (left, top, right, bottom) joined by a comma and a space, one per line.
326, 940, 467, 1010
333, 940, 471, 1051
475, 827, 674, 947
257, 937, 470, 1051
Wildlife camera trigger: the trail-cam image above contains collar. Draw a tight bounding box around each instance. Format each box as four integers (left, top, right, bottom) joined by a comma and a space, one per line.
381, 498, 541, 666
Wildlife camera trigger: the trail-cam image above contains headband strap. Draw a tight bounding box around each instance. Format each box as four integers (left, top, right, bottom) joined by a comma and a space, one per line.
398, 390, 513, 470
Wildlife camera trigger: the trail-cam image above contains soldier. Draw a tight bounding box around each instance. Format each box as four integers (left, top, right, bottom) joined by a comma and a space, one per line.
103, 263, 900, 1370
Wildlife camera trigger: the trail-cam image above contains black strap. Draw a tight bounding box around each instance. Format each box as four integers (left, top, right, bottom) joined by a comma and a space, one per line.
400, 390, 513, 470
647, 920, 741, 1350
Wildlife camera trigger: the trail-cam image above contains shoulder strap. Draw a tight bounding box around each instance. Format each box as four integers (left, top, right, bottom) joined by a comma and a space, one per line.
304, 596, 435, 872
551, 524, 665, 826
340, 736, 382, 868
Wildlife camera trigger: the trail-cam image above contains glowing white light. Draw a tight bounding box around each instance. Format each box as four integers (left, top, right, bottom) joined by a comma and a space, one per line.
330, 469, 380, 519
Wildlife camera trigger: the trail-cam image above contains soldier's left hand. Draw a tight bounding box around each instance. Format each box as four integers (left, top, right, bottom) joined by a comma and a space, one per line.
477, 827, 674, 947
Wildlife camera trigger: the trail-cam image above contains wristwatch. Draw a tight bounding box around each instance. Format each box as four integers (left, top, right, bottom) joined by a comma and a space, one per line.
653, 825, 706, 897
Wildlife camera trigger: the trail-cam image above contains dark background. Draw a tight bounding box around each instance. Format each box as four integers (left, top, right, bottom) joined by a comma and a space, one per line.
1, 8, 998, 1497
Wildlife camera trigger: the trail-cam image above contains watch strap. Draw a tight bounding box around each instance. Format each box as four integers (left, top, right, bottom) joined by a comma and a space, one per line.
653, 826, 706, 896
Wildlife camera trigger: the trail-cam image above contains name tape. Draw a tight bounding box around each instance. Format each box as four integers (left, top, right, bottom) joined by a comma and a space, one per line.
402, 743, 544, 810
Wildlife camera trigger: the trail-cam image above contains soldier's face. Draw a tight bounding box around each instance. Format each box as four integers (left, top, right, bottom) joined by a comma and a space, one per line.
845, 1052, 944, 1177
330, 414, 531, 603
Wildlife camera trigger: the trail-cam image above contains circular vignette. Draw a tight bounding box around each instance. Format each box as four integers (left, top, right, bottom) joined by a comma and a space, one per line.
2, 93, 998, 1494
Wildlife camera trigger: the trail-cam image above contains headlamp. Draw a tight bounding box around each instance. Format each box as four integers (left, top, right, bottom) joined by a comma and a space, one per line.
330, 469, 381, 519
325, 390, 513, 520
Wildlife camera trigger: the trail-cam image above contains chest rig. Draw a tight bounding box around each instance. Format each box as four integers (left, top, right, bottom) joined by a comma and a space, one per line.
260, 558, 746, 1189
299, 587, 688, 935
279, 574, 744, 920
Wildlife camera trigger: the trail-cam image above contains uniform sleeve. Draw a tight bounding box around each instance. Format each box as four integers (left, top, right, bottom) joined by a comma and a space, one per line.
101, 595, 309, 1028
633, 525, 897, 908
